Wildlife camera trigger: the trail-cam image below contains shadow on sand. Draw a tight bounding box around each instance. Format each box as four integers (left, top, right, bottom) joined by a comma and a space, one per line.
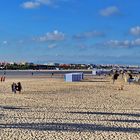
107, 119, 140, 123
0, 106, 28, 110
81, 80, 110, 83
0, 122, 139, 133
67, 111, 140, 117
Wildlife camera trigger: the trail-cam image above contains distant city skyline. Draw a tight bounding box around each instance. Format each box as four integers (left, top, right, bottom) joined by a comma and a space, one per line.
0, 0, 140, 65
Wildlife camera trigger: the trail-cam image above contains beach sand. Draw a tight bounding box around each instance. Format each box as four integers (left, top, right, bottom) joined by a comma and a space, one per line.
0, 75, 140, 140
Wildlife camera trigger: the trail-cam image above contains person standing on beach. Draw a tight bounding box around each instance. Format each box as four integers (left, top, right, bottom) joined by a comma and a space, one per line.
124, 72, 128, 83
128, 73, 133, 84
11, 82, 17, 94
1, 76, 3, 82
4, 71, 6, 75
16, 82, 22, 93
31, 72, 34, 76
1, 76, 5, 82
51, 72, 54, 78
112, 71, 119, 84
121, 70, 124, 78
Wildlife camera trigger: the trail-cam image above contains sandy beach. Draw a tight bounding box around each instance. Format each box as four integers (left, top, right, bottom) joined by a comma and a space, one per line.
0, 75, 140, 140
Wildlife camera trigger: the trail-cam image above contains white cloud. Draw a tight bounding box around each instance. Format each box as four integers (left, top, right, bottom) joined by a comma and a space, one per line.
104, 40, 130, 47
2, 41, 8, 45
99, 6, 120, 17
18, 40, 24, 44
21, 1, 41, 9
131, 38, 140, 46
73, 31, 105, 39
130, 26, 140, 36
37, 30, 65, 42
48, 43, 57, 48
37, 0, 53, 5
104, 38, 140, 48
21, 0, 67, 9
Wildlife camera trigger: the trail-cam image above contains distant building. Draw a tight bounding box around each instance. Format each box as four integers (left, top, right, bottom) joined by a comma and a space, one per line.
47, 63, 59, 67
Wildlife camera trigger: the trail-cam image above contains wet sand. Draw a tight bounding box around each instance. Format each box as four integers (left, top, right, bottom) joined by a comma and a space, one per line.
0, 75, 140, 140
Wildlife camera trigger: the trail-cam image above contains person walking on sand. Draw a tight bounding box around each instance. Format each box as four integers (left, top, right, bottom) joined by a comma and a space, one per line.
16, 82, 22, 93
11, 82, 17, 94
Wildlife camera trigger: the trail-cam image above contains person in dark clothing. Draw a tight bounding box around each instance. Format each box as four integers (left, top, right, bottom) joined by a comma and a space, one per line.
4, 71, 6, 75
11, 82, 17, 94
16, 82, 22, 93
112, 72, 119, 84
128, 74, 133, 84
129, 74, 133, 79
51, 72, 54, 78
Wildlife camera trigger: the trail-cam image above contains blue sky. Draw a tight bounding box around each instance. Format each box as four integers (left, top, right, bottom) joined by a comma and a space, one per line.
0, 0, 140, 64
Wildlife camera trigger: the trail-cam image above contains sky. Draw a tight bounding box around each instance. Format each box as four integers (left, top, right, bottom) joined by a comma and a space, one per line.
0, 0, 140, 64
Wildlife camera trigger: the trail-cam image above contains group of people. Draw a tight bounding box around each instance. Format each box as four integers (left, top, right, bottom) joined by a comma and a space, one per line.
112, 71, 135, 84
11, 82, 22, 94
